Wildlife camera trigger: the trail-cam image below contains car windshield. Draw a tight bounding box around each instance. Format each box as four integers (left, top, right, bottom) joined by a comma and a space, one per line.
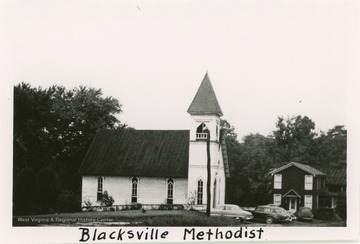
275, 208, 287, 214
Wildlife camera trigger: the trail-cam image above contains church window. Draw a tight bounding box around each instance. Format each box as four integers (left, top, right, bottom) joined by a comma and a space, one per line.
196, 123, 208, 140
131, 177, 139, 203
167, 178, 174, 204
97, 176, 103, 201
197, 179, 203, 204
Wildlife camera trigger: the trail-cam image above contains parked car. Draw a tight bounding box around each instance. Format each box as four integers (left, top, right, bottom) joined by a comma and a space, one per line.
211, 204, 253, 222
264, 204, 296, 221
295, 207, 314, 221
251, 205, 293, 224
287, 211, 297, 221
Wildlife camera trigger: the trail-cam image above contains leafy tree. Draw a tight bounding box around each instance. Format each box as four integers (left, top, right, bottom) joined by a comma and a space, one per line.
272, 115, 316, 164
47, 85, 122, 159
221, 119, 238, 140
13, 83, 54, 172
13, 83, 125, 214
13, 167, 39, 214
314, 125, 347, 168
37, 166, 61, 211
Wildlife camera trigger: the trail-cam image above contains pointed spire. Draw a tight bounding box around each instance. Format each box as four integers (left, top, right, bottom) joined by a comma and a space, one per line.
187, 73, 223, 116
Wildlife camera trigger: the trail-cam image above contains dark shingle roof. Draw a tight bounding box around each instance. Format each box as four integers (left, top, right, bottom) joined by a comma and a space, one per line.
187, 73, 223, 116
269, 162, 326, 176
79, 129, 189, 178
321, 167, 346, 185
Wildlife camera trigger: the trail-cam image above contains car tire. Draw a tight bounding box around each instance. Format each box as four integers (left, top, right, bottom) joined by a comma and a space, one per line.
265, 217, 273, 224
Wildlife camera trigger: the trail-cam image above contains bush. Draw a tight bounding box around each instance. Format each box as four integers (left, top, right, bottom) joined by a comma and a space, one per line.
130, 203, 142, 210
186, 191, 197, 210
83, 200, 93, 211
100, 191, 114, 207
158, 204, 168, 210
159, 204, 184, 210
315, 207, 342, 220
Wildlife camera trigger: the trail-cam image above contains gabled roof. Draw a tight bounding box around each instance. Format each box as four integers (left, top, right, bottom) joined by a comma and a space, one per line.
187, 73, 223, 116
283, 189, 301, 198
78, 129, 189, 178
269, 162, 326, 176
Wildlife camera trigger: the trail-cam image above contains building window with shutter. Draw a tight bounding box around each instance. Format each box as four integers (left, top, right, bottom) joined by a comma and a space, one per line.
274, 174, 282, 189
97, 176, 103, 201
304, 175, 313, 190
197, 180, 203, 205
167, 178, 174, 204
273, 194, 282, 206
131, 177, 139, 203
304, 195, 313, 209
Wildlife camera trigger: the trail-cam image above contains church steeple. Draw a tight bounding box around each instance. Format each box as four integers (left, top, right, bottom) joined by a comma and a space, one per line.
187, 73, 223, 117
187, 72, 226, 210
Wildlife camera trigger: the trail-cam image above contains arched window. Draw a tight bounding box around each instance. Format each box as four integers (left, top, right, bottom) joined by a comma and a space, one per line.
97, 176, 103, 201
167, 178, 174, 204
131, 177, 139, 203
196, 123, 208, 140
197, 179, 203, 205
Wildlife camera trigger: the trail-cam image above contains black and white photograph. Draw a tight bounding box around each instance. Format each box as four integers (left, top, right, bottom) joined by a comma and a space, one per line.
1, 0, 359, 243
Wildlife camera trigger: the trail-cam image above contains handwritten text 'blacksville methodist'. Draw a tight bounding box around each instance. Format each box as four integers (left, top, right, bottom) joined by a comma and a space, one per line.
78, 227, 265, 242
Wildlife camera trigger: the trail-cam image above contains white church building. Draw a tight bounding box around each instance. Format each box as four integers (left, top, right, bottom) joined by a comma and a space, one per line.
79, 73, 230, 210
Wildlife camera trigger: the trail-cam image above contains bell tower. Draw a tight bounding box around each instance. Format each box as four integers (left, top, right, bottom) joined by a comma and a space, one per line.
187, 72, 226, 209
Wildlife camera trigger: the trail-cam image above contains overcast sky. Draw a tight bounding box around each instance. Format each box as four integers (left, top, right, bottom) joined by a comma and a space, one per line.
1, 0, 359, 140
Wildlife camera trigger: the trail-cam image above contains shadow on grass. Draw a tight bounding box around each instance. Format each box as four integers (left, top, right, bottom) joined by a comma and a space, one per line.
137, 211, 240, 226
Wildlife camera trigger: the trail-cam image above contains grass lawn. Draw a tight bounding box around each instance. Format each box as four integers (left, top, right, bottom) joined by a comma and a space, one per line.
13, 210, 240, 227
13, 210, 346, 227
